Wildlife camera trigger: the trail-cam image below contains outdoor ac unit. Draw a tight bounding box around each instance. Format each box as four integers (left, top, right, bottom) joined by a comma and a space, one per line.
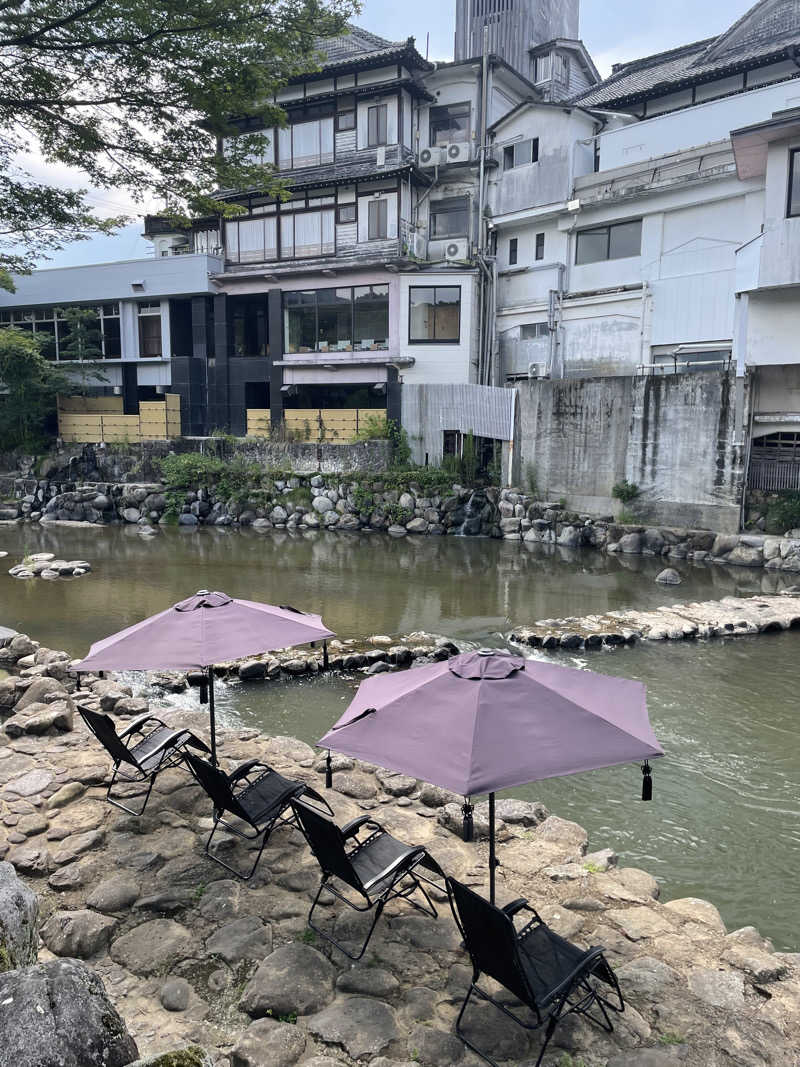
445, 239, 470, 262
412, 233, 428, 259
418, 145, 443, 168
444, 141, 471, 164
528, 362, 549, 379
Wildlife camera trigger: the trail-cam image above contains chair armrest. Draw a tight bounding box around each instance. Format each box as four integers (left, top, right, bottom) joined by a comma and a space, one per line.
502, 898, 531, 918
118, 714, 165, 739
134, 728, 193, 763
545, 945, 609, 1004
341, 814, 375, 839
228, 758, 271, 783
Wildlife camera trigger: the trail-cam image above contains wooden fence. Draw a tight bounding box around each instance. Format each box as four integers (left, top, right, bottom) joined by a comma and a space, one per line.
246, 408, 385, 443
58, 394, 181, 443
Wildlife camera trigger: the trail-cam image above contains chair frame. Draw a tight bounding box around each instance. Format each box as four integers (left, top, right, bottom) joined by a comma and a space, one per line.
447, 878, 624, 1067
293, 800, 443, 961
185, 753, 333, 881
79, 707, 208, 817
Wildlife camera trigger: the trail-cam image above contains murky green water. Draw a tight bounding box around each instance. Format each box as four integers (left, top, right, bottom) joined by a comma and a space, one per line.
2, 524, 799, 948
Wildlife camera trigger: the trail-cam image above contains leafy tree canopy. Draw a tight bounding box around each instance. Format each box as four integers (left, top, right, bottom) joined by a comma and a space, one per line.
0, 0, 357, 289
0, 327, 72, 449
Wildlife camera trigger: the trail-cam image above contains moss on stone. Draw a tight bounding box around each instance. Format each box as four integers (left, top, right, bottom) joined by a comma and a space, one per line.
0, 942, 12, 973
137, 1048, 209, 1067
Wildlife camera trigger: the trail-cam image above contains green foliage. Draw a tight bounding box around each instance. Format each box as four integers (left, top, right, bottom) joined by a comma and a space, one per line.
283, 485, 312, 508
354, 413, 389, 441
0, 0, 356, 283
461, 430, 478, 485
55, 306, 104, 363
192, 884, 207, 902
525, 462, 539, 498
766, 491, 800, 534
383, 502, 413, 526
617, 507, 637, 525
350, 484, 375, 514
297, 930, 315, 945
658, 1033, 685, 1046
582, 861, 604, 874
0, 326, 72, 450
556, 1056, 587, 1067
612, 479, 640, 504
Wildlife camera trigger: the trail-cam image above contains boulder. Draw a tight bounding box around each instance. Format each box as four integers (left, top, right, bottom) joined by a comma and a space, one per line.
0, 958, 138, 1067
618, 532, 642, 554
334, 772, 377, 800
655, 568, 682, 585
663, 897, 726, 934
307, 996, 399, 1059
205, 916, 272, 963
159, 977, 192, 1012
41, 909, 117, 958
0, 861, 38, 971
86, 873, 141, 913
312, 496, 334, 514
239, 943, 336, 1018
687, 967, 745, 1008
121, 1050, 211, 1067
14, 676, 66, 712
230, 1019, 307, 1067
109, 918, 193, 975
474, 798, 548, 827
533, 815, 588, 855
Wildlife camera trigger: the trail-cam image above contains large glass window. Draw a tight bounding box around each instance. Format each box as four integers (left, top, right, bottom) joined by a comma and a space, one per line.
276, 117, 334, 170
368, 198, 388, 240
788, 148, 800, 217
430, 197, 469, 239
0, 303, 121, 360
575, 219, 642, 264
408, 286, 461, 343
231, 295, 268, 357
279, 209, 335, 259
429, 102, 471, 146
368, 104, 388, 147
138, 303, 162, 358
284, 285, 389, 353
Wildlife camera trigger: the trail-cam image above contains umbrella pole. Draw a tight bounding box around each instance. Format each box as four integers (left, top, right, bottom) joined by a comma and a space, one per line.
489, 791, 496, 904
323, 640, 329, 670
208, 666, 217, 768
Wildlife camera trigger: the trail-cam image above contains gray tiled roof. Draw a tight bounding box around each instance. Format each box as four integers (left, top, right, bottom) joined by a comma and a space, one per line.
315, 23, 406, 64
574, 0, 800, 108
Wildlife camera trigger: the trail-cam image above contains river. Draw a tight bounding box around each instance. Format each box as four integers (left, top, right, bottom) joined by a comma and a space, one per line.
2, 522, 799, 949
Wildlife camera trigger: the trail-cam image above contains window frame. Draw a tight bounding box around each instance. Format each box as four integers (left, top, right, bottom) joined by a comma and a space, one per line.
429, 101, 471, 147
429, 196, 470, 240
509, 237, 518, 265
336, 202, 357, 225
408, 285, 462, 345
367, 103, 388, 147
575, 218, 642, 265
2, 302, 122, 361
535, 232, 545, 261
788, 147, 800, 218
283, 285, 390, 354
367, 197, 389, 240
503, 138, 539, 171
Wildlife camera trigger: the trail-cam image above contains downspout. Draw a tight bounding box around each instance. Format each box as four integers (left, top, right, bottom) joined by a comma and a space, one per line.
739, 367, 756, 532
475, 28, 491, 384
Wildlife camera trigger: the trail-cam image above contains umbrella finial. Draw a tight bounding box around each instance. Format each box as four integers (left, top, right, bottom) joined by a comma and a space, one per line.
641, 760, 653, 801
462, 799, 474, 842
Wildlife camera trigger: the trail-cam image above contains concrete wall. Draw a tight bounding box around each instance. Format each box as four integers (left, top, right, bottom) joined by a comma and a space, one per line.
514, 369, 744, 530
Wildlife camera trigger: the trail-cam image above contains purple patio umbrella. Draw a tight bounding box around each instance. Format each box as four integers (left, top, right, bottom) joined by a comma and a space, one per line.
319, 649, 663, 901
76, 590, 335, 765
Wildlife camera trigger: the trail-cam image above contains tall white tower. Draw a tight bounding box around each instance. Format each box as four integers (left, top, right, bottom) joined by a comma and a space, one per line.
454, 0, 580, 75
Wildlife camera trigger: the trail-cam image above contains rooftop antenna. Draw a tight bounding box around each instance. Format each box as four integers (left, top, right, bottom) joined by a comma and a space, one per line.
425, 31, 429, 60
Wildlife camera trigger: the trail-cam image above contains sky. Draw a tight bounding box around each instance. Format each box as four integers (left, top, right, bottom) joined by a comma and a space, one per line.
28, 0, 757, 270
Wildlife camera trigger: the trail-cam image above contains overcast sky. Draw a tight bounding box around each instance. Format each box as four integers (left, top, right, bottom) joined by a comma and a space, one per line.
32, 0, 756, 269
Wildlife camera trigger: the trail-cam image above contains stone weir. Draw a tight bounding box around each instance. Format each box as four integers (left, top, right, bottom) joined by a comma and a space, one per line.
510, 591, 800, 652
1, 635, 800, 1067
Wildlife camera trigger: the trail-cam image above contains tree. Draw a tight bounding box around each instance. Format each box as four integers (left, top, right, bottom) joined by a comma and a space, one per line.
0, 0, 357, 289
55, 307, 104, 363
0, 327, 71, 450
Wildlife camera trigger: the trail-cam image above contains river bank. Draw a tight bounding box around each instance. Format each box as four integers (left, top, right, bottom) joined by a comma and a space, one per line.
1, 631, 799, 1066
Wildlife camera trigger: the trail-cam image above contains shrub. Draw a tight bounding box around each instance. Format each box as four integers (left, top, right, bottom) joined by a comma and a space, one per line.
612, 479, 640, 504
766, 491, 800, 534
525, 462, 539, 498
354, 413, 389, 441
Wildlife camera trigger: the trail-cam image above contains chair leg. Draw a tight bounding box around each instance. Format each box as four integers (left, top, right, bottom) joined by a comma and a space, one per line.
203, 819, 270, 881
534, 1014, 558, 1067
454, 983, 502, 1067
306, 881, 387, 961
106, 763, 156, 817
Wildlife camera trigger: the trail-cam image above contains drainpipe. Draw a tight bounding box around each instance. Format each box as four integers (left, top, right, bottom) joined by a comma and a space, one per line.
739, 367, 757, 532
477, 29, 490, 255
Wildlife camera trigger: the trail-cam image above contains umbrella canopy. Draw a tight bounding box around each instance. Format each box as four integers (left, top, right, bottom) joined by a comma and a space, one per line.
76, 590, 335, 765
320, 649, 663, 900
75, 590, 335, 672
320, 650, 662, 796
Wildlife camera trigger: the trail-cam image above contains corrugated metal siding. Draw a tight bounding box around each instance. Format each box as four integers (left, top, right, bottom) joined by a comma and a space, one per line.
402, 383, 516, 464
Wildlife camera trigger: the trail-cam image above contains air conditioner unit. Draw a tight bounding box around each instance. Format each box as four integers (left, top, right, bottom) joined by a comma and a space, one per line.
418, 145, 443, 168
445, 239, 470, 262
444, 141, 471, 164
528, 362, 549, 379
411, 233, 428, 259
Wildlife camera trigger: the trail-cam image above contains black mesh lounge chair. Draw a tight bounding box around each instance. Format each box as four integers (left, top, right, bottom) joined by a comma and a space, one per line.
184, 751, 333, 881
447, 877, 624, 1067
79, 706, 210, 817
291, 797, 443, 960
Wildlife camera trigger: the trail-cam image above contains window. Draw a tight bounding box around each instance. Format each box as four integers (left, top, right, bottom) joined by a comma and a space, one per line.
336, 95, 356, 132
336, 203, 357, 224
429, 102, 471, 147
430, 197, 469, 239
575, 219, 642, 264
226, 197, 334, 263
503, 138, 539, 170
231, 295, 267, 357
284, 285, 389, 354
138, 303, 162, 358
535, 232, 545, 260
409, 286, 461, 343
280, 208, 335, 259
788, 148, 800, 217
0, 303, 121, 360
368, 198, 388, 240
276, 117, 334, 170
534, 54, 551, 83
368, 104, 388, 146
521, 322, 549, 339
509, 238, 518, 265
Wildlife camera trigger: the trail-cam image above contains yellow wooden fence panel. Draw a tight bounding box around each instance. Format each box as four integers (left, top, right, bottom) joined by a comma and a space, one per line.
246, 409, 271, 437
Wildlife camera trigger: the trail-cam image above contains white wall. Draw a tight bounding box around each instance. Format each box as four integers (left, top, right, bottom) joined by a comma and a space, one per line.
747, 289, 800, 367
398, 272, 477, 385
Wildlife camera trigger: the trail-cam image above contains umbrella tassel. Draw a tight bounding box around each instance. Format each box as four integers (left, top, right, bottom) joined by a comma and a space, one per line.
199, 679, 209, 705
641, 760, 653, 801
325, 750, 333, 789
462, 800, 474, 843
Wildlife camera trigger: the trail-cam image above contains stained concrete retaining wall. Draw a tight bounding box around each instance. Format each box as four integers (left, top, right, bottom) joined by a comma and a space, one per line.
515, 370, 745, 532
